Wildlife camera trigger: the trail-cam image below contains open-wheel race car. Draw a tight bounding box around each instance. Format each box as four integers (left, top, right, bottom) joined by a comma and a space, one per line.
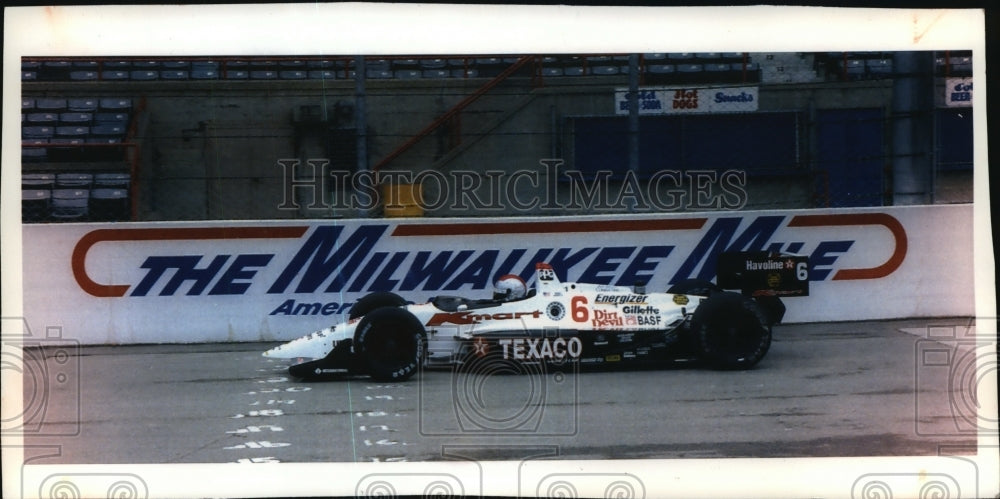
263, 252, 809, 381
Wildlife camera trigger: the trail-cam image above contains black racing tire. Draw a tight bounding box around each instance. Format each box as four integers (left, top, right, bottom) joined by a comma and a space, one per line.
353, 306, 426, 382
690, 291, 771, 370
348, 291, 408, 319
667, 279, 722, 297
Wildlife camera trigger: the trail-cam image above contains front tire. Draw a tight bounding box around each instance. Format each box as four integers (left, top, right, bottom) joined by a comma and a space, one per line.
353, 307, 426, 381
349, 291, 407, 319
690, 291, 771, 369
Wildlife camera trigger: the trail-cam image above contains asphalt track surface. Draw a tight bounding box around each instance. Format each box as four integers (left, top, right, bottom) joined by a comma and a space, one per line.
20, 317, 983, 464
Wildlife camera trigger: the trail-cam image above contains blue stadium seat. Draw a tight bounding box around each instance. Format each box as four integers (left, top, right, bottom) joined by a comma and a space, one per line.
56, 126, 90, 139
394, 70, 421, 79
22, 98, 35, 110
307, 60, 336, 69
845, 59, 865, 79
73, 61, 99, 69
704, 63, 731, 73
23, 126, 54, 139
50, 138, 86, 146
308, 70, 337, 80
26, 113, 59, 125
56, 173, 93, 188
249, 60, 277, 71
68, 99, 99, 112
192, 61, 220, 71
130, 70, 159, 81
22, 71, 38, 81
366, 69, 393, 79
865, 59, 892, 76
695, 53, 721, 61
22, 61, 41, 70
677, 63, 703, 73
250, 70, 278, 79
951, 56, 972, 73
69, 70, 97, 81
225, 70, 249, 79
279, 60, 306, 69
22, 173, 55, 189
541, 67, 563, 77
475, 57, 504, 66
104, 61, 132, 70
94, 172, 131, 187
95, 112, 129, 125
279, 70, 307, 79
101, 70, 130, 81
100, 98, 132, 110
451, 68, 479, 78
643, 53, 667, 61
191, 69, 219, 79
647, 64, 675, 74
50, 189, 90, 220
91, 123, 126, 136
586, 55, 612, 63
421, 69, 449, 78
563, 66, 589, 76
60, 113, 92, 125
161, 70, 189, 80
668, 53, 694, 60
36, 98, 67, 112
87, 137, 122, 145
131, 61, 161, 69
591, 66, 619, 75
393, 59, 420, 68
420, 59, 447, 69
162, 61, 191, 70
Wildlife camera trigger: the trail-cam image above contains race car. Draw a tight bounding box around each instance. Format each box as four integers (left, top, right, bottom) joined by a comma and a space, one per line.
263, 252, 809, 381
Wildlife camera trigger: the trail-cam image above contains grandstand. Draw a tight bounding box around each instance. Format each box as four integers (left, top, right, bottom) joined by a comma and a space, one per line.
20, 51, 973, 222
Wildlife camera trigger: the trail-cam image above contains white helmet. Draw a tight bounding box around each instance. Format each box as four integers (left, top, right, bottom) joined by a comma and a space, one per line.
493, 274, 527, 301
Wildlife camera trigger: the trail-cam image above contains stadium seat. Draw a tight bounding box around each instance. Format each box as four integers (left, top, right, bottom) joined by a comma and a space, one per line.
393, 59, 420, 68
101, 70, 130, 81
704, 63, 730, 73
420, 59, 447, 69
68, 99, 99, 112
225, 70, 249, 79
563, 66, 589, 76
50, 189, 90, 220
643, 53, 667, 61
131, 61, 161, 69
695, 52, 721, 61
394, 70, 422, 79
161, 70, 189, 80
22, 173, 56, 189
307, 60, 336, 69
50, 138, 86, 146
162, 61, 191, 70
56, 126, 90, 139
192, 61, 220, 71
845, 59, 865, 79
91, 123, 127, 137
60, 112, 93, 125
865, 59, 893, 77
36, 98, 67, 112
451, 69, 479, 78
72, 61, 99, 69
279, 60, 306, 69
90, 188, 130, 221
249, 60, 277, 71
950, 56, 972, 73
56, 173, 93, 188
591, 66, 619, 75
23, 126, 55, 139
366, 69, 393, 79
647, 64, 675, 74
69, 71, 98, 81
94, 172, 131, 187
100, 98, 132, 111
279, 70, 307, 79
421, 69, 450, 79
22, 61, 41, 70
668, 53, 695, 60
26, 113, 59, 125
22, 98, 35, 111
541, 67, 564, 77
191, 69, 219, 79
22, 189, 51, 222
104, 61, 132, 70
308, 70, 338, 80
130, 70, 159, 81
95, 112, 130, 125
250, 71, 278, 79
22, 71, 38, 81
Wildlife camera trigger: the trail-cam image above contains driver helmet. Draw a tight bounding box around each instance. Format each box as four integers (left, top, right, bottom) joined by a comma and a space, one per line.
493, 274, 527, 301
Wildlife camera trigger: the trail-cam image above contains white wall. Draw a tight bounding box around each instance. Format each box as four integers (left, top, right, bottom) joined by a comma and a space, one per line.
21, 205, 976, 345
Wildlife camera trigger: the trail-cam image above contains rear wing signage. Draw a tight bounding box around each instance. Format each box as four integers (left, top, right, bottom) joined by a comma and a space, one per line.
716, 251, 810, 297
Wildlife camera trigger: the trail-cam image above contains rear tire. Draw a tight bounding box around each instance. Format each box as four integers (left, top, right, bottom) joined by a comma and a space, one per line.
349, 291, 407, 319
353, 307, 425, 381
690, 291, 771, 369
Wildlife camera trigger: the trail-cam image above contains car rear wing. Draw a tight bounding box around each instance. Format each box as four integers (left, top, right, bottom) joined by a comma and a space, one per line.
716, 251, 810, 298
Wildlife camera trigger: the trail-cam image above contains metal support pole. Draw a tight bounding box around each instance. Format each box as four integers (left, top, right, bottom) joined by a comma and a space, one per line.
627, 53, 640, 212
354, 55, 369, 217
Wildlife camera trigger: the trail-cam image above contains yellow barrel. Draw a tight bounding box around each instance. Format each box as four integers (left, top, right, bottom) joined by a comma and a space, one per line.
381, 182, 424, 218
